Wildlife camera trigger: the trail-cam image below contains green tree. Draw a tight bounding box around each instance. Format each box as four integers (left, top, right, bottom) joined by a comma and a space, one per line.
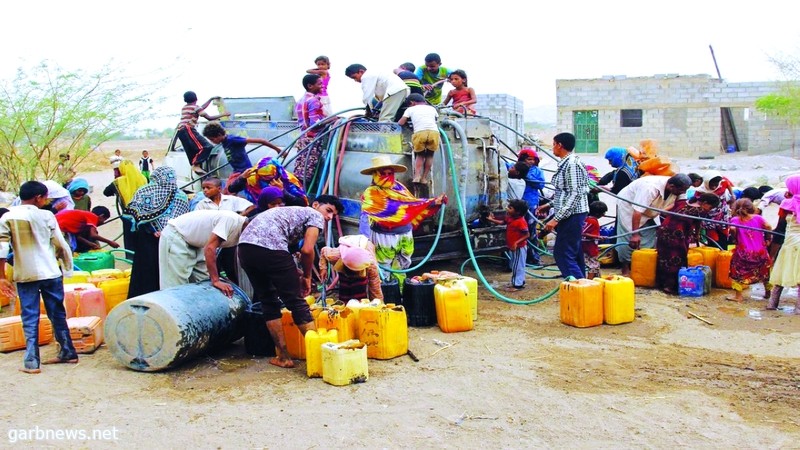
0, 61, 163, 192
755, 51, 800, 158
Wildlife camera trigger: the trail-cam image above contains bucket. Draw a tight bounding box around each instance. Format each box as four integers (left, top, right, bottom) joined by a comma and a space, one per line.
726, 145, 736, 153
402, 279, 437, 327
321, 340, 368, 386
380, 278, 402, 305
244, 302, 276, 357
104, 281, 249, 371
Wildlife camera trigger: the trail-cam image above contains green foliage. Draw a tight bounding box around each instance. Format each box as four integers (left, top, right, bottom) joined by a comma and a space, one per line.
0, 61, 164, 192
756, 49, 800, 156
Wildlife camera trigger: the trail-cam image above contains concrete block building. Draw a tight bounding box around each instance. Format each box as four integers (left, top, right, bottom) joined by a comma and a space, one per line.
475, 94, 525, 147
556, 74, 794, 156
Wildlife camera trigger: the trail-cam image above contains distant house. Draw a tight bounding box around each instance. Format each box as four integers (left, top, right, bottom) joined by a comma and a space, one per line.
556, 74, 794, 156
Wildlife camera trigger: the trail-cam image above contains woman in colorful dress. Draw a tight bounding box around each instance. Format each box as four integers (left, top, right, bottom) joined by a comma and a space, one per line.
360, 156, 446, 286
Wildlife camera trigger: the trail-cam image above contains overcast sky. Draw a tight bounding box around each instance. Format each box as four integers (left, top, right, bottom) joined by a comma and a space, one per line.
4, 0, 799, 130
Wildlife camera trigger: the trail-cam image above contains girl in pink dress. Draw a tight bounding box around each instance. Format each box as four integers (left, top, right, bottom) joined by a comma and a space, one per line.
728, 198, 773, 302
442, 70, 476, 115
306, 55, 332, 116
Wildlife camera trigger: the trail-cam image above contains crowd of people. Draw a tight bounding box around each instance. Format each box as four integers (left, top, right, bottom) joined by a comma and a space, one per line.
2, 51, 798, 376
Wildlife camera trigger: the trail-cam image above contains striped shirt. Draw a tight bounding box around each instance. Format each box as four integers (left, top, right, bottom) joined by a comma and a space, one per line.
295, 92, 325, 132
178, 104, 202, 128
0, 205, 73, 282
551, 153, 590, 222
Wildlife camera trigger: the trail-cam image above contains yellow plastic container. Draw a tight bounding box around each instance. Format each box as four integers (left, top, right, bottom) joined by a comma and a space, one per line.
687, 248, 704, 267
90, 268, 125, 279
457, 276, 479, 321
695, 246, 720, 279
433, 279, 474, 333
123, 268, 132, 278
559, 279, 603, 328
715, 250, 733, 289
596, 275, 635, 325
305, 328, 339, 378
321, 340, 368, 386
97, 278, 130, 312
64, 271, 91, 285
597, 244, 617, 266
630, 249, 657, 287
0, 315, 52, 352
315, 306, 357, 342
281, 309, 306, 360
358, 305, 408, 359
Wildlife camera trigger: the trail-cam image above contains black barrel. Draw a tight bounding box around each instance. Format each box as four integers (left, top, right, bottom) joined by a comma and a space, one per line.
244, 302, 276, 357
403, 279, 437, 326
381, 278, 402, 305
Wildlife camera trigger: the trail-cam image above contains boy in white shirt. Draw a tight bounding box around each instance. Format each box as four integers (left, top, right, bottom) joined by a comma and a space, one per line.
398, 93, 440, 184
194, 178, 255, 216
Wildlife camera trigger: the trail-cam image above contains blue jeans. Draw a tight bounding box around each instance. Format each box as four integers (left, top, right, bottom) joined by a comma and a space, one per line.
17, 277, 77, 369
553, 213, 587, 279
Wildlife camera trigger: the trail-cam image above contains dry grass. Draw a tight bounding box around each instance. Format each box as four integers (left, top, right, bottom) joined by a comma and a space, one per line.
75, 138, 172, 172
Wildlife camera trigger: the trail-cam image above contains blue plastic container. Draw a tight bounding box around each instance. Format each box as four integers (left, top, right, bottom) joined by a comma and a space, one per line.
727, 145, 736, 153
678, 267, 705, 297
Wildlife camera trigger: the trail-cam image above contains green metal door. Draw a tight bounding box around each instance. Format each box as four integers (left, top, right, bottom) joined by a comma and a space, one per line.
573, 110, 598, 153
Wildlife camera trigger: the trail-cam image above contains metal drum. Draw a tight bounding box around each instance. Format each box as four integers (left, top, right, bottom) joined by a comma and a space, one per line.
104, 281, 249, 372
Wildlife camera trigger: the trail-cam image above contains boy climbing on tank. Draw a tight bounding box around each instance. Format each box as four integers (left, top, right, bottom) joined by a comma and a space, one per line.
398, 93, 440, 185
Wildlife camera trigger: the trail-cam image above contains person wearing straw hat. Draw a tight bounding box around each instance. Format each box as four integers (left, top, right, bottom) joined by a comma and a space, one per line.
360, 155, 446, 286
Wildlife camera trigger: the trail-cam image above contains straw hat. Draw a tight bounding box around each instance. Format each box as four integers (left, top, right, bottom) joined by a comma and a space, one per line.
359, 155, 407, 175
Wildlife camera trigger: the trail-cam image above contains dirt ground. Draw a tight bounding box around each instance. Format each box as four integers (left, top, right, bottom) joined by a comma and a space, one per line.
1, 142, 799, 448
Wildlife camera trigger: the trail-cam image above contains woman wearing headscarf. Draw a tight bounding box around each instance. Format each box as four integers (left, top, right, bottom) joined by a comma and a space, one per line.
767, 173, 800, 313
103, 160, 148, 252
67, 178, 92, 211
360, 155, 446, 286
694, 170, 733, 248
11, 180, 75, 213
596, 147, 638, 195
125, 166, 190, 298
227, 157, 308, 207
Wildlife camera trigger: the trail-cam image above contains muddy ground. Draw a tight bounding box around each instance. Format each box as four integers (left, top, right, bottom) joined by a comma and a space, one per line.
1, 143, 799, 448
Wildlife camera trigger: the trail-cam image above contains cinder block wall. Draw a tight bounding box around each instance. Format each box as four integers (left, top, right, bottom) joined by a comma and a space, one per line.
556, 74, 793, 156
476, 94, 524, 147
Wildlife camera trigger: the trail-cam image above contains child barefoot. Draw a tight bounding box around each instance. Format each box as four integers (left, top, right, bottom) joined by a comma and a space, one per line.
488, 199, 530, 291
398, 93, 439, 184
728, 198, 773, 302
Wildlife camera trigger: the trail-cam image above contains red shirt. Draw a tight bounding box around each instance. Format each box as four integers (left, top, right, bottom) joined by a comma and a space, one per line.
505, 215, 529, 249
56, 210, 99, 235
581, 216, 600, 257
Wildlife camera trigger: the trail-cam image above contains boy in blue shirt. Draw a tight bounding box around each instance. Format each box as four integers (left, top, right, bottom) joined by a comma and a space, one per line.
202, 122, 283, 175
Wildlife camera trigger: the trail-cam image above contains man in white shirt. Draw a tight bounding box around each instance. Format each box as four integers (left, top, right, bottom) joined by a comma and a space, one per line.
158, 210, 247, 296
345, 64, 409, 122
615, 175, 691, 276
194, 178, 255, 215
